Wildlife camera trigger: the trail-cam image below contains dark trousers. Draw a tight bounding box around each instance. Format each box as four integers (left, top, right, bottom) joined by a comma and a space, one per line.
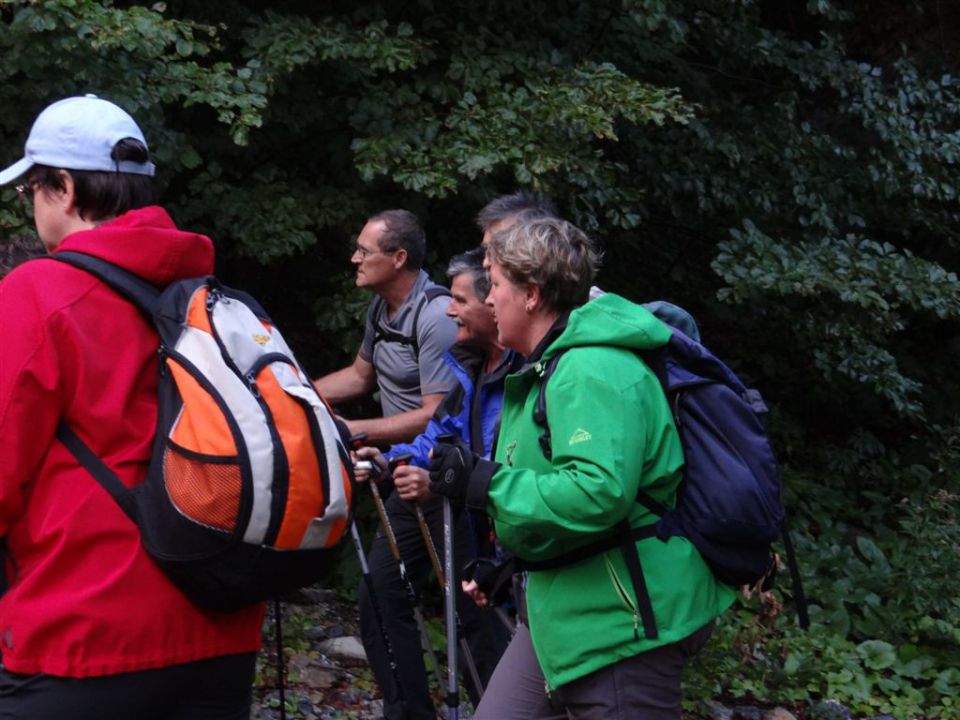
476, 622, 714, 720
358, 493, 509, 720
0, 652, 257, 720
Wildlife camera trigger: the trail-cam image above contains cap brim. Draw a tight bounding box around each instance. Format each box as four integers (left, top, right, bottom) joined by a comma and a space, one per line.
0, 157, 34, 186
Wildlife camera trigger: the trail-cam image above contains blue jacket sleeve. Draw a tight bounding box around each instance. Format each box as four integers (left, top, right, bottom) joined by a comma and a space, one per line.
386, 410, 468, 469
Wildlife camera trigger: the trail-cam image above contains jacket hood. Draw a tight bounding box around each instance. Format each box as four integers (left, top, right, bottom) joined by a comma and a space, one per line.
53, 206, 214, 285
546, 293, 672, 357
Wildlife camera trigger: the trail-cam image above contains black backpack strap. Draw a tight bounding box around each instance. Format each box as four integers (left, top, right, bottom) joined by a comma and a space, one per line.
370, 294, 419, 351
529, 347, 663, 639
532, 351, 565, 461
615, 519, 659, 639
408, 285, 451, 358
368, 296, 391, 348
636, 489, 670, 517
48, 251, 161, 318
520, 521, 660, 640
55, 423, 138, 522
370, 286, 452, 358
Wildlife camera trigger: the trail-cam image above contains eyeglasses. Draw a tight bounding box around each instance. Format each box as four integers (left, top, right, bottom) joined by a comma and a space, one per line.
15, 182, 38, 213
352, 243, 397, 260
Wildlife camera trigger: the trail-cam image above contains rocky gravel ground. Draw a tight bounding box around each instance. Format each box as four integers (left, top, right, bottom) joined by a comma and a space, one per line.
250, 587, 386, 720
248, 587, 891, 720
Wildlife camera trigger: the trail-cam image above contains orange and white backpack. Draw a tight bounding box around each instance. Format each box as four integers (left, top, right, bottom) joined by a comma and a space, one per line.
52, 251, 354, 611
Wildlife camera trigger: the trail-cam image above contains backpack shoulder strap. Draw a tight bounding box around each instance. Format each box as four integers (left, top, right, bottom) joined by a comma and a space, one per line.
369, 285, 452, 357
369, 294, 413, 351
45, 253, 157, 523
532, 350, 566, 461
527, 345, 661, 640
408, 285, 451, 357
55, 423, 138, 522
48, 251, 162, 318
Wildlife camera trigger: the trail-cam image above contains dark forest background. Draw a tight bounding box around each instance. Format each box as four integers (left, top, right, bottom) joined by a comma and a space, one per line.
1, 2, 958, 715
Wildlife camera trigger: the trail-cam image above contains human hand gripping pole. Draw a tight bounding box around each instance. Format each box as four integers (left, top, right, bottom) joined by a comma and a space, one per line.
345, 434, 405, 708
349, 434, 445, 697
393, 450, 484, 709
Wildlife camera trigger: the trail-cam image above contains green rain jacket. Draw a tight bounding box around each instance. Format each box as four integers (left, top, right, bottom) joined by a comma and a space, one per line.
485, 293, 736, 690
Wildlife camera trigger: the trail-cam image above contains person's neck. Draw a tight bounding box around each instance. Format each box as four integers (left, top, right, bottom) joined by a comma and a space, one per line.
47, 215, 110, 251
520, 312, 562, 359
481, 342, 506, 375
378, 271, 418, 317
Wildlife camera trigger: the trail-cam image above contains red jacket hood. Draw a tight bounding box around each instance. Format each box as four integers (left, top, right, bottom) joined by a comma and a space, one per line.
52, 206, 215, 285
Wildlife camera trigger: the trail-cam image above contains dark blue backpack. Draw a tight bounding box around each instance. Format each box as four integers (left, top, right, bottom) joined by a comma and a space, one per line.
526, 327, 785, 639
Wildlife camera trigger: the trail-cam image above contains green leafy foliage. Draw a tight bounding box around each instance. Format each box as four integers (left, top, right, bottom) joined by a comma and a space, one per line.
2, 1, 959, 713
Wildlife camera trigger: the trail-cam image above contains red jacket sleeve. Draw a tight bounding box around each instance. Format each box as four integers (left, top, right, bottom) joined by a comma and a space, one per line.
0, 268, 65, 535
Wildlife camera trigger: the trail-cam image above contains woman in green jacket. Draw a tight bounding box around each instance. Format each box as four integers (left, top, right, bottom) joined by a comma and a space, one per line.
429, 215, 735, 719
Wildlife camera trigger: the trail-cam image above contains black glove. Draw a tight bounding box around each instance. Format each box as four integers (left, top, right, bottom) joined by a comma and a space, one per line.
428, 438, 475, 504
429, 438, 499, 509
462, 555, 517, 606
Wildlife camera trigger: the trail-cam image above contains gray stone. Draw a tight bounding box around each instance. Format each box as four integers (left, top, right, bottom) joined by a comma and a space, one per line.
288, 652, 313, 672
316, 635, 367, 662
300, 665, 339, 689
706, 700, 734, 720
337, 688, 361, 705
764, 708, 798, 720
325, 623, 345, 639
809, 700, 853, 720
307, 626, 329, 642
297, 696, 315, 717
733, 706, 764, 720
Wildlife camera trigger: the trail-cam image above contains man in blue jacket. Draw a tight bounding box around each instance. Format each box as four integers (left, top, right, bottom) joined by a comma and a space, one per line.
353, 247, 520, 720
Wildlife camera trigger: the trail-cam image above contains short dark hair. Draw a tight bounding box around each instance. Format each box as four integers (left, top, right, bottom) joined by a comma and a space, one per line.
27, 138, 157, 223
368, 209, 426, 270
446, 247, 489, 300
0, 234, 44, 279
476, 191, 558, 231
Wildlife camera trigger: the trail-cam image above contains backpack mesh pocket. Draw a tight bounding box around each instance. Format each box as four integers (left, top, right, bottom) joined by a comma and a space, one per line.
164, 444, 241, 532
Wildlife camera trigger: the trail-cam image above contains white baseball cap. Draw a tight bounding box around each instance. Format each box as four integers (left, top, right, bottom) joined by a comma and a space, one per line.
0, 94, 155, 186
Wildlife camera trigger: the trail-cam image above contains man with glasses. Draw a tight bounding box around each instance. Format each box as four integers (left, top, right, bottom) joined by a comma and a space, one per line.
314, 209, 457, 444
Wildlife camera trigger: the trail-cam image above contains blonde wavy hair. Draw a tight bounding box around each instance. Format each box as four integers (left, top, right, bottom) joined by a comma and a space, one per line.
486, 213, 600, 312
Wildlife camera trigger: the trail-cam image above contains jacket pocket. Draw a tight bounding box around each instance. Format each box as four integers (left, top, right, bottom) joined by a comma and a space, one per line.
604, 553, 641, 640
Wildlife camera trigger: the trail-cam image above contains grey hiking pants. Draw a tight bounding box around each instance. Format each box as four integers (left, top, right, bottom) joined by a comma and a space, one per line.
475, 621, 714, 720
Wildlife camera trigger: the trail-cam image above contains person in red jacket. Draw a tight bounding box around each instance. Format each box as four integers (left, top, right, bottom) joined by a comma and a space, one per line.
0, 95, 264, 719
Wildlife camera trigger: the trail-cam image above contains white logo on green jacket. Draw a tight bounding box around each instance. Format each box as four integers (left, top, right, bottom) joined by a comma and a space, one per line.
568, 428, 592, 445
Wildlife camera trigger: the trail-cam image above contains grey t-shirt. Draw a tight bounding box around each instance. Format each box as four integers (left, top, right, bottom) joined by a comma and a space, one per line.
359, 271, 457, 417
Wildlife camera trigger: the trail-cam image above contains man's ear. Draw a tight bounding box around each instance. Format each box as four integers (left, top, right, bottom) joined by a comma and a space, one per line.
392, 247, 408, 270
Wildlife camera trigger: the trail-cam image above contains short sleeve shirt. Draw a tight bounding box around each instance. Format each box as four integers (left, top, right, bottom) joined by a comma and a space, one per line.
358, 270, 457, 416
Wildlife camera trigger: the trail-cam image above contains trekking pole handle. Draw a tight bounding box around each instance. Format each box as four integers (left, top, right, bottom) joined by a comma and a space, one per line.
389, 453, 413, 470
350, 432, 384, 476
349, 432, 368, 449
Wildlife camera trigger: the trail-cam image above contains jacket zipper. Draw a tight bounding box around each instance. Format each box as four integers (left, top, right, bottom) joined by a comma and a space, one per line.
604, 554, 641, 640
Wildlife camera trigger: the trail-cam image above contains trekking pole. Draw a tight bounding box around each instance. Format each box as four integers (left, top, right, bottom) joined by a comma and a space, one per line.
392, 452, 484, 701
443, 492, 459, 720
494, 606, 517, 635
349, 518, 406, 706
274, 599, 287, 720
349, 435, 445, 695
780, 514, 810, 630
